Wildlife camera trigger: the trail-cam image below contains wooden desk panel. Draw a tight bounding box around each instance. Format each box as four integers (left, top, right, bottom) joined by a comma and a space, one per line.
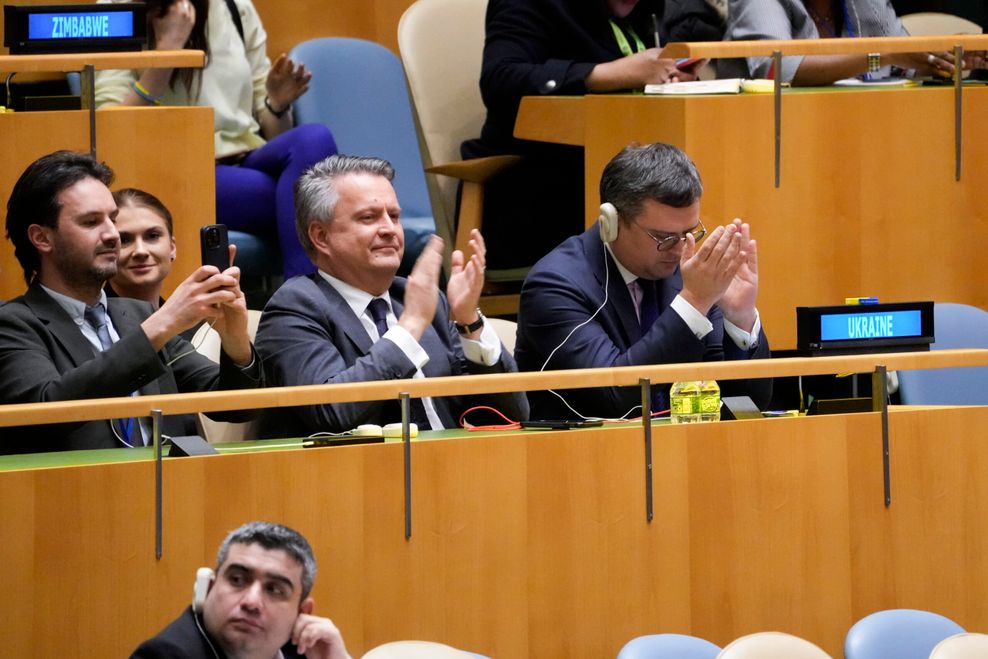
2, 406, 988, 657
0, 106, 214, 300
517, 88, 988, 348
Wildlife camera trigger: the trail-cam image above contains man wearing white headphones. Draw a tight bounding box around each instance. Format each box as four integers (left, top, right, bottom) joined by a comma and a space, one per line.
132, 521, 350, 659
515, 142, 771, 419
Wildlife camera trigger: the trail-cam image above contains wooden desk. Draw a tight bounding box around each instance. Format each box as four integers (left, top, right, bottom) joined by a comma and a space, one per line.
1, 405, 986, 657
1, 351, 987, 657
0, 51, 211, 301
515, 86, 988, 349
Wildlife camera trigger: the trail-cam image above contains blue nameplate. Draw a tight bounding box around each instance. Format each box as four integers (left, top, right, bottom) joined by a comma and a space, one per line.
797, 302, 934, 355
5, 3, 146, 54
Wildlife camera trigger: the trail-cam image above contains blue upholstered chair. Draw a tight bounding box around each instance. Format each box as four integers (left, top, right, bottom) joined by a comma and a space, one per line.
616, 633, 721, 659
897, 303, 988, 405
289, 37, 435, 276
844, 609, 966, 659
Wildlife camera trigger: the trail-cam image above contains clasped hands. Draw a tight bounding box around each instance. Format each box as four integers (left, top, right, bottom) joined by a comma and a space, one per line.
678, 219, 758, 333
398, 230, 487, 340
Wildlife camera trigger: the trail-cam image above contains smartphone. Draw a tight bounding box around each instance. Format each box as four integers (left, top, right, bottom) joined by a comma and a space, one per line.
200, 224, 229, 270
675, 57, 703, 71
520, 419, 604, 430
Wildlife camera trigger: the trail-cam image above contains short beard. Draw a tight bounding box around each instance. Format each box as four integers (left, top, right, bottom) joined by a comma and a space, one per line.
56, 255, 117, 290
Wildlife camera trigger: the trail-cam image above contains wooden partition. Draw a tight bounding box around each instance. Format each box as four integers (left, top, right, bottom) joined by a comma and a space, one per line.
2, 405, 988, 657
0, 52, 213, 301
516, 86, 988, 350
515, 35, 988, 350
1, 351, 988, 657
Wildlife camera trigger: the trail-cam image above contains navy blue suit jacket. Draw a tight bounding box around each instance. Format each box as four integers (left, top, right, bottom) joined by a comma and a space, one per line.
255, 274, 528, 437
515, 224, 772, 420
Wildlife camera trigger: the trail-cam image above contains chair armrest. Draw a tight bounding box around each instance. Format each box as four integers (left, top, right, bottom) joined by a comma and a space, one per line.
427, 155, 522, 183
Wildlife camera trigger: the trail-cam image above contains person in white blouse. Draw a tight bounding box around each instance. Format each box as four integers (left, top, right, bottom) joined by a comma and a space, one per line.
95, 0, 338, 278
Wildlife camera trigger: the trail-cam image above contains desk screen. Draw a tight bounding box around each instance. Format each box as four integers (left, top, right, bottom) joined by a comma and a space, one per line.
28, 11, 134, 40
820, 310, 923, 342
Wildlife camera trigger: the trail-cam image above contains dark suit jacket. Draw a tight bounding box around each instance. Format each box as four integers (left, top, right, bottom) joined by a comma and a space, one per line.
0, 284, 262, 454
515, 224, 772, 420
131, 605, 303, 659
254, 274, 528, 437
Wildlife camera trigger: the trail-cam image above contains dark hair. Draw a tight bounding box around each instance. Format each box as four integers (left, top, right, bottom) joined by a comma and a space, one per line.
5, 150, 114, 284
294, 154, 396, 257
215, 522, 318, 601
599, 142, 703, 221
144, 0, 210, 95
112, 188, 174, 236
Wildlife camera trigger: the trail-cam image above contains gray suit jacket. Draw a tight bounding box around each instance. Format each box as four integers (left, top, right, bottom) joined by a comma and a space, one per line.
254, 274, 528, 437
0, 284, 262, 454
718, 0, 907, 81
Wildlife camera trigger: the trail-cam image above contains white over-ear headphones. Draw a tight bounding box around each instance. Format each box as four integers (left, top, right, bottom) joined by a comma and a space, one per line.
598, 202, 619, 244
192, 567, 215, 614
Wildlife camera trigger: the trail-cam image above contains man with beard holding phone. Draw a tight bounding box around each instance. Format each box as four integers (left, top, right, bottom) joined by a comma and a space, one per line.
0, 150, 262, 453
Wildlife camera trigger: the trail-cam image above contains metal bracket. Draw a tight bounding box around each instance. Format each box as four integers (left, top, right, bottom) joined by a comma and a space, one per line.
953, 44, 964, 181
640, 378, 654, 523
80, 64, 97, 158
773, 50, 783, 188
400, 392, 412, 540
152, 408, 163, 559
870, 366, 890, 507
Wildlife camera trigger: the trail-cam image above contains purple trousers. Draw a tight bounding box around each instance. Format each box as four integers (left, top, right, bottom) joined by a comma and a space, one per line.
215, 123, 337, 279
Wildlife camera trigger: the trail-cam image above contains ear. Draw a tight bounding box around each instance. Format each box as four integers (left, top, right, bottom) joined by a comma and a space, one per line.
27, 224, 55, 255
299, 597, 314, 615
308, 220, 329, 253
169, 237, 177, 263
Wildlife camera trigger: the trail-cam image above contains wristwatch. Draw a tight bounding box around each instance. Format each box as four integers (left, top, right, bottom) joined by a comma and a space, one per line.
454, 309, 485, 336
867, 52, 881, 75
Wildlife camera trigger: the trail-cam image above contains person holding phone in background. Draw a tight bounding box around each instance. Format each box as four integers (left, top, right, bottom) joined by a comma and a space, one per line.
0, 151, 262, 454
95, 0, 338, 279
106, 188, 224, 340
461, 0, 719, 270
131, 521, 350, 659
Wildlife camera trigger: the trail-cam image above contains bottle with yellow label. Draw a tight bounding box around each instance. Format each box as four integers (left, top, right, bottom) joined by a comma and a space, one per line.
699, 379, 721, 422
670, 381, 702, 424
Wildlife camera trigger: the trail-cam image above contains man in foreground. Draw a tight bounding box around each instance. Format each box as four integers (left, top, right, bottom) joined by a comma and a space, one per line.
132, 521, 350, 659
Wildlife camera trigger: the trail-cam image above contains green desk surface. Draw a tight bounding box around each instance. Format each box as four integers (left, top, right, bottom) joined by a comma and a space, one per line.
0, 422, 670, 472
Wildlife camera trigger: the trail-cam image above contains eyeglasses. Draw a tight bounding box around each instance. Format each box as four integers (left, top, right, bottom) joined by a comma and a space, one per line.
632, 218, 707, 251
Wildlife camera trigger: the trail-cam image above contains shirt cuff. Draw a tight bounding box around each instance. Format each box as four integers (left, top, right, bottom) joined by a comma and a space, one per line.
670, 295, 714, 339
460, 320, 502, 366
724, 309, 761, 350
382, 325, 430, 370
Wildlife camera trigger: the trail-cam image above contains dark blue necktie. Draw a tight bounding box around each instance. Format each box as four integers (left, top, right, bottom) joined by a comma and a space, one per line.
638, 278, 659, 333
367, 298, 391, 338
635, 280, 667, 414
84, 303, 138, 446
366, 298, 431, 428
